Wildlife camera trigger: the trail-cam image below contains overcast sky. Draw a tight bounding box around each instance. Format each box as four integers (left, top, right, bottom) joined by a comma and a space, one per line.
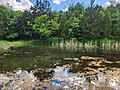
0, 0, 120, 11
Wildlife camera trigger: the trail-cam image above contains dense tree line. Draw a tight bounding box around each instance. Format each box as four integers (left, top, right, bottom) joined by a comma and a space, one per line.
0, 0, 120, 41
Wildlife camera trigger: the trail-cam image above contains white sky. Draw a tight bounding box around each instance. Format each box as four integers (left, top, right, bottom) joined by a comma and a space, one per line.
0, 0, 33, 11
53, 0, 66, 4
105, 0, 120, 6
0, 0, 120, 11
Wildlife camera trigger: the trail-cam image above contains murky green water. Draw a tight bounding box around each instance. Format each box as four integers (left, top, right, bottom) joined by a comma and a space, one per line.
0, 45, 120, 71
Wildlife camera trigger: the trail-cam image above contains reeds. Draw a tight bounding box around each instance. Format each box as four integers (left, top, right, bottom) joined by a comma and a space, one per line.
52, 39, 120, 53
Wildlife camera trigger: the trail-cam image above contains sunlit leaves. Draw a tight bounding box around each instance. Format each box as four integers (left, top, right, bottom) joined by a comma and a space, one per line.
33, 14, 59, 38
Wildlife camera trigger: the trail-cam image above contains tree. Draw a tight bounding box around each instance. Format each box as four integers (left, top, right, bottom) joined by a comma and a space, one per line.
33, 14, 59, 38
0, 5, 11, 39
15, 10, 34, 40
79, 4, 110, 41
106, 4, 120, 40
67, 3, 85, 39
30, 0, 51, 17
7, 10, 23, 40
0, 0, 120, 41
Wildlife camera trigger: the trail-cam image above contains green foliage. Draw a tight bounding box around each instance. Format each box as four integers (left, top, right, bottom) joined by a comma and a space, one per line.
30, 0, 51, 16
15, 10, 33, 40
106, 4, 120, 40
69, 17, 80, 38
7, 33, 19, 39
0, 5, 11, 39
33, 14, 59, 38
0, 0, 120, 42
7, 11, 23, 40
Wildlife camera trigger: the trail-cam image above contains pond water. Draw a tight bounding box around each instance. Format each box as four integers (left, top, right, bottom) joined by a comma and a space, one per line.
0, 45, 120, 90
0, 45, 120, 71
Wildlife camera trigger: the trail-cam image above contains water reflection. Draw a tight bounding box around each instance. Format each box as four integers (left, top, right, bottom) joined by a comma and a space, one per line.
0, 67, 120, 90
0, 45, 120, 71
51, 66, 120, 90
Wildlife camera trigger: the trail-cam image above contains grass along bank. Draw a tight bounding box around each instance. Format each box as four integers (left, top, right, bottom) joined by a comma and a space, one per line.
0, 40, 31, 52
0, 39, 57, 52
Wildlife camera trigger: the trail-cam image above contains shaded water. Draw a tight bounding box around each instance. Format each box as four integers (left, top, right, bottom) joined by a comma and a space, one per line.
0, 45, 120, 71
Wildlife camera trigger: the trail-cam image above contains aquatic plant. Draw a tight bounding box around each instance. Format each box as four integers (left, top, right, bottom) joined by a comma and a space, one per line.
52, 39, 120, 53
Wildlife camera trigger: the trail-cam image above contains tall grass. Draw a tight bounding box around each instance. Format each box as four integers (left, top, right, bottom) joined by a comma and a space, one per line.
0, 40, 11, 52
0, 40, 32, 52
0, 39, 52, 52
52, 39, 120, 53
10, 40, 31, 47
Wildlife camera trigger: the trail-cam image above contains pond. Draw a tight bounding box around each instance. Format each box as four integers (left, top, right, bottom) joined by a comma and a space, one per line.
0, 45, 120, 90
0, 44, 120, 71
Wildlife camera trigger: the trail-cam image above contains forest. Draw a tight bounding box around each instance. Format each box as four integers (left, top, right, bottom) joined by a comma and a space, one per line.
0, 0, 120, 42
